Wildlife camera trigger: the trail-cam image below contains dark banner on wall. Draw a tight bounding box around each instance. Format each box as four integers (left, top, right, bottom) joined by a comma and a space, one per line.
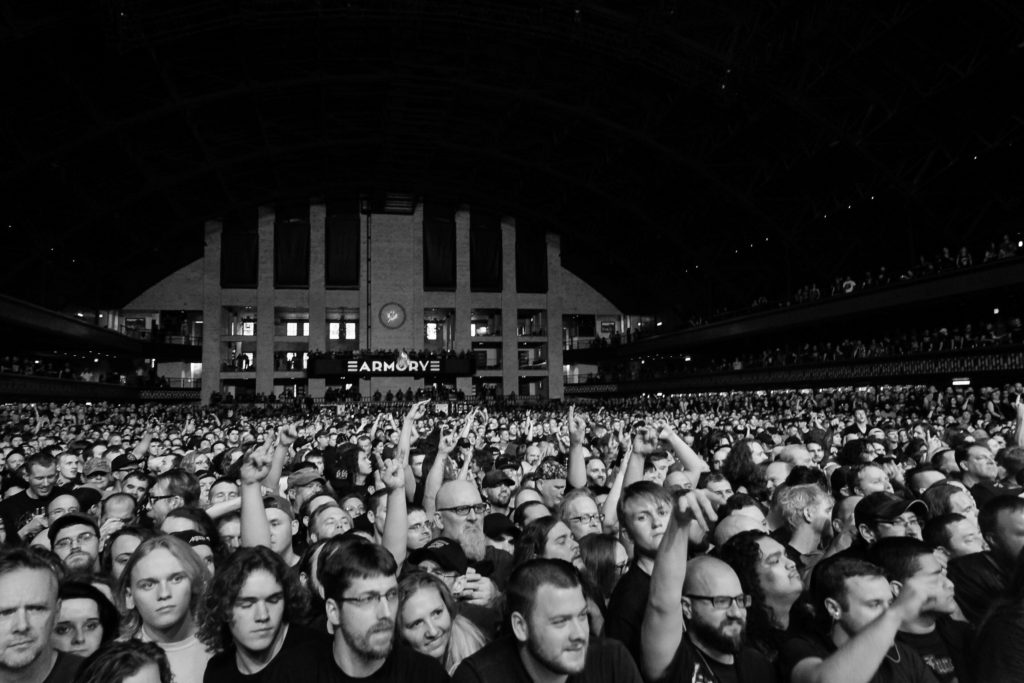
274, 203, 310, 288
326, 200, 360, 288
423, 202, 456, 290
470, 211, 502, 292
516, 226, 548, 293
308, 353, 475, 378
221, 208, 258, 289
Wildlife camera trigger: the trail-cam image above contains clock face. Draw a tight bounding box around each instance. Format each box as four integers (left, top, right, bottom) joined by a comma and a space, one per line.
379, 303, 406, 329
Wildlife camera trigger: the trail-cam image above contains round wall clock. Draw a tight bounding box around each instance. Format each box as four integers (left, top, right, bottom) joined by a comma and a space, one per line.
379, 303, 406, 329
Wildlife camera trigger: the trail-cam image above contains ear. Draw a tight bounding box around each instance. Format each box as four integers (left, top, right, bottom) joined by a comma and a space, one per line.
290, 519, 299, 536
325, 598, 341, 627
889, 580, 903, 599
125, 589, 135, 611
367, 510, 376, 525
510, 610, 529, 643
802, 506, 815, 524
433, 512, 444, 532
958, 459, 969, 473
857, 523, 877, 545
823, 597, 842, 621
681, 597, 694, 620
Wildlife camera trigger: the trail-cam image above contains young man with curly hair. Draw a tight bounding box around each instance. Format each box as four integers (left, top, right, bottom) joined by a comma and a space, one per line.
198, 546, 323, 682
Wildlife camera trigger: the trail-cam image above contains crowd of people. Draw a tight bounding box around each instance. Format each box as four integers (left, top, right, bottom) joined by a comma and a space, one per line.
587, 312, 1024, 384
1, 386, 1023, 682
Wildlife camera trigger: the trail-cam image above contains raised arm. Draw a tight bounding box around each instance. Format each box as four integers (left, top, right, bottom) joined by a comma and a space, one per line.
239, 442, 273, 549
659, 424, 708, 487
601, 442, 632, 530
566, 406, 588, 490
642, 490, 716, 681
263, 424, 297, 490
423, 429, 455, 519
791, 576, 934, 683
1015, 395, 1024, 448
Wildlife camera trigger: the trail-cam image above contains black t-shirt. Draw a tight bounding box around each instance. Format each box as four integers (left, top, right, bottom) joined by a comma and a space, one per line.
780, 632, 938, 683
603, 562, 650, 666
451, 635, 641, 683
896, 620, 971, 683
204, 624, 328, 683
44, 651, 83, 683
661, 634, 776, 683
262, 640, 448, 683
0, 487, 68, 535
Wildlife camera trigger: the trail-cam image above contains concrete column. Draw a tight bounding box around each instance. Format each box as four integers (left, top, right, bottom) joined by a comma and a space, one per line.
546, 233, 564, 400
454, 209, 473, 397
308, 202, 327, 400
201, 220, 222, 404
256, 207, 275, 396
501, 219, 518, 397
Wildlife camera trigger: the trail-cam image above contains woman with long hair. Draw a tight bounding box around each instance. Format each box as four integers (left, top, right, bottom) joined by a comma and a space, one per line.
51, 581, 120, 659
578, 533, 629, 604
396, 571, 488, 674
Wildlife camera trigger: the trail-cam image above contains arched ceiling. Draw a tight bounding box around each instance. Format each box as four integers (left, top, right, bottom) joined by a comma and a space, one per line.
1, 0, 1022, 315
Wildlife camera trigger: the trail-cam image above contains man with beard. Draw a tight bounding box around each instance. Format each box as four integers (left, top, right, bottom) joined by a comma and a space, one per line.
434, 480, 512, 595
480, 471, 514, 516
780, 556, 943, 683
263, 540, 447, 683
49, 514, 101, 573
642, 489, 776, 682
584, 457, 608, 494
0, 547, 83, 683
452, 559, 641, 683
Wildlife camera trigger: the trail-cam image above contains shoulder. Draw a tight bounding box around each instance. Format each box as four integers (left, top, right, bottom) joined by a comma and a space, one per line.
453, 636, 522, 682
48, 651, 85, 683
387, 645, 449, 681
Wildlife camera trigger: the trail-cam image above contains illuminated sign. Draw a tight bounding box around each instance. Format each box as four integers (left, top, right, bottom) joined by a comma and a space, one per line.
308, 352, 474, 378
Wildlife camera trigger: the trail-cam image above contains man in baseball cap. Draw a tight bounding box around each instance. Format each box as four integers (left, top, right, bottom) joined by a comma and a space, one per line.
481, 470, 515, 515
855, 491, 928, 545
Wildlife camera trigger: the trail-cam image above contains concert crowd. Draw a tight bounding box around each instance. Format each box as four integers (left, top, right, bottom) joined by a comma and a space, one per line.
1, 384, 1024, 682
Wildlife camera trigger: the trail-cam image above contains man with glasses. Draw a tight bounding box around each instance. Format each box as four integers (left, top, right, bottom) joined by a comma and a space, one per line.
643, 488, 775, 681
557, 489, 604, 540
264, 539, 448, 683
49, 513, 100, 573
434, 480, 512, 594
855, 492, 926, 545
146, 469, 200, 526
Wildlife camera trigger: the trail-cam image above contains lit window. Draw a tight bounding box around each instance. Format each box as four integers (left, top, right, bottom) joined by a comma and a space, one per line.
286, 322, 298, 336
345, 322, 357, 340
241, 322, 255, 336
302, 322, 309, 337
426, 322, 438, 341
329, 322, 341, 340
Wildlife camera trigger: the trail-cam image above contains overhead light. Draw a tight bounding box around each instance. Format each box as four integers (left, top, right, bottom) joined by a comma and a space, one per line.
952, 377, 971, 387
994, 308, 1000, 315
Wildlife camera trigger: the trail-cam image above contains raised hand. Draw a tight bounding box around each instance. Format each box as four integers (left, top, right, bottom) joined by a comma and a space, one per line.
568, 405, 587, 445
239, 446, 272, 486
674, 489, 718, 532
376, 452, 405, 491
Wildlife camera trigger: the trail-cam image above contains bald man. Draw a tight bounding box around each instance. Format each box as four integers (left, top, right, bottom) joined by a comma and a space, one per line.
434, 480, 513, 593
643, 490, 776, 681
713, 511, 768, 547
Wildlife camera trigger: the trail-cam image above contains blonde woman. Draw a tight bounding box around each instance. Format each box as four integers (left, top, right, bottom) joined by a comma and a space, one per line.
397, 571, 488, 674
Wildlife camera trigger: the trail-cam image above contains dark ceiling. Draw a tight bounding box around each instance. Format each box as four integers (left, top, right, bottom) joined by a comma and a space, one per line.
1, 0, 1022, 316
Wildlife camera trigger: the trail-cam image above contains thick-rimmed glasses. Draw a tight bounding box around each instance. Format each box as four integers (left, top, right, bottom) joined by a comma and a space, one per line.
53, 531, 97, 551
437, 504, 488, 517
685, 594, 752, 610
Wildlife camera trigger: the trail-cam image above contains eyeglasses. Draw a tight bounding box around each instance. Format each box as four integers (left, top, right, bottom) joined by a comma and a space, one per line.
148, 493, 177, 503
437, 504, 488, 517
569, 513, 605, 525
878, 516, 920, 530
685, 594, 752, 610
614, 561, 630, 574
53, 531, 97, 551
338, 588, 399, 608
